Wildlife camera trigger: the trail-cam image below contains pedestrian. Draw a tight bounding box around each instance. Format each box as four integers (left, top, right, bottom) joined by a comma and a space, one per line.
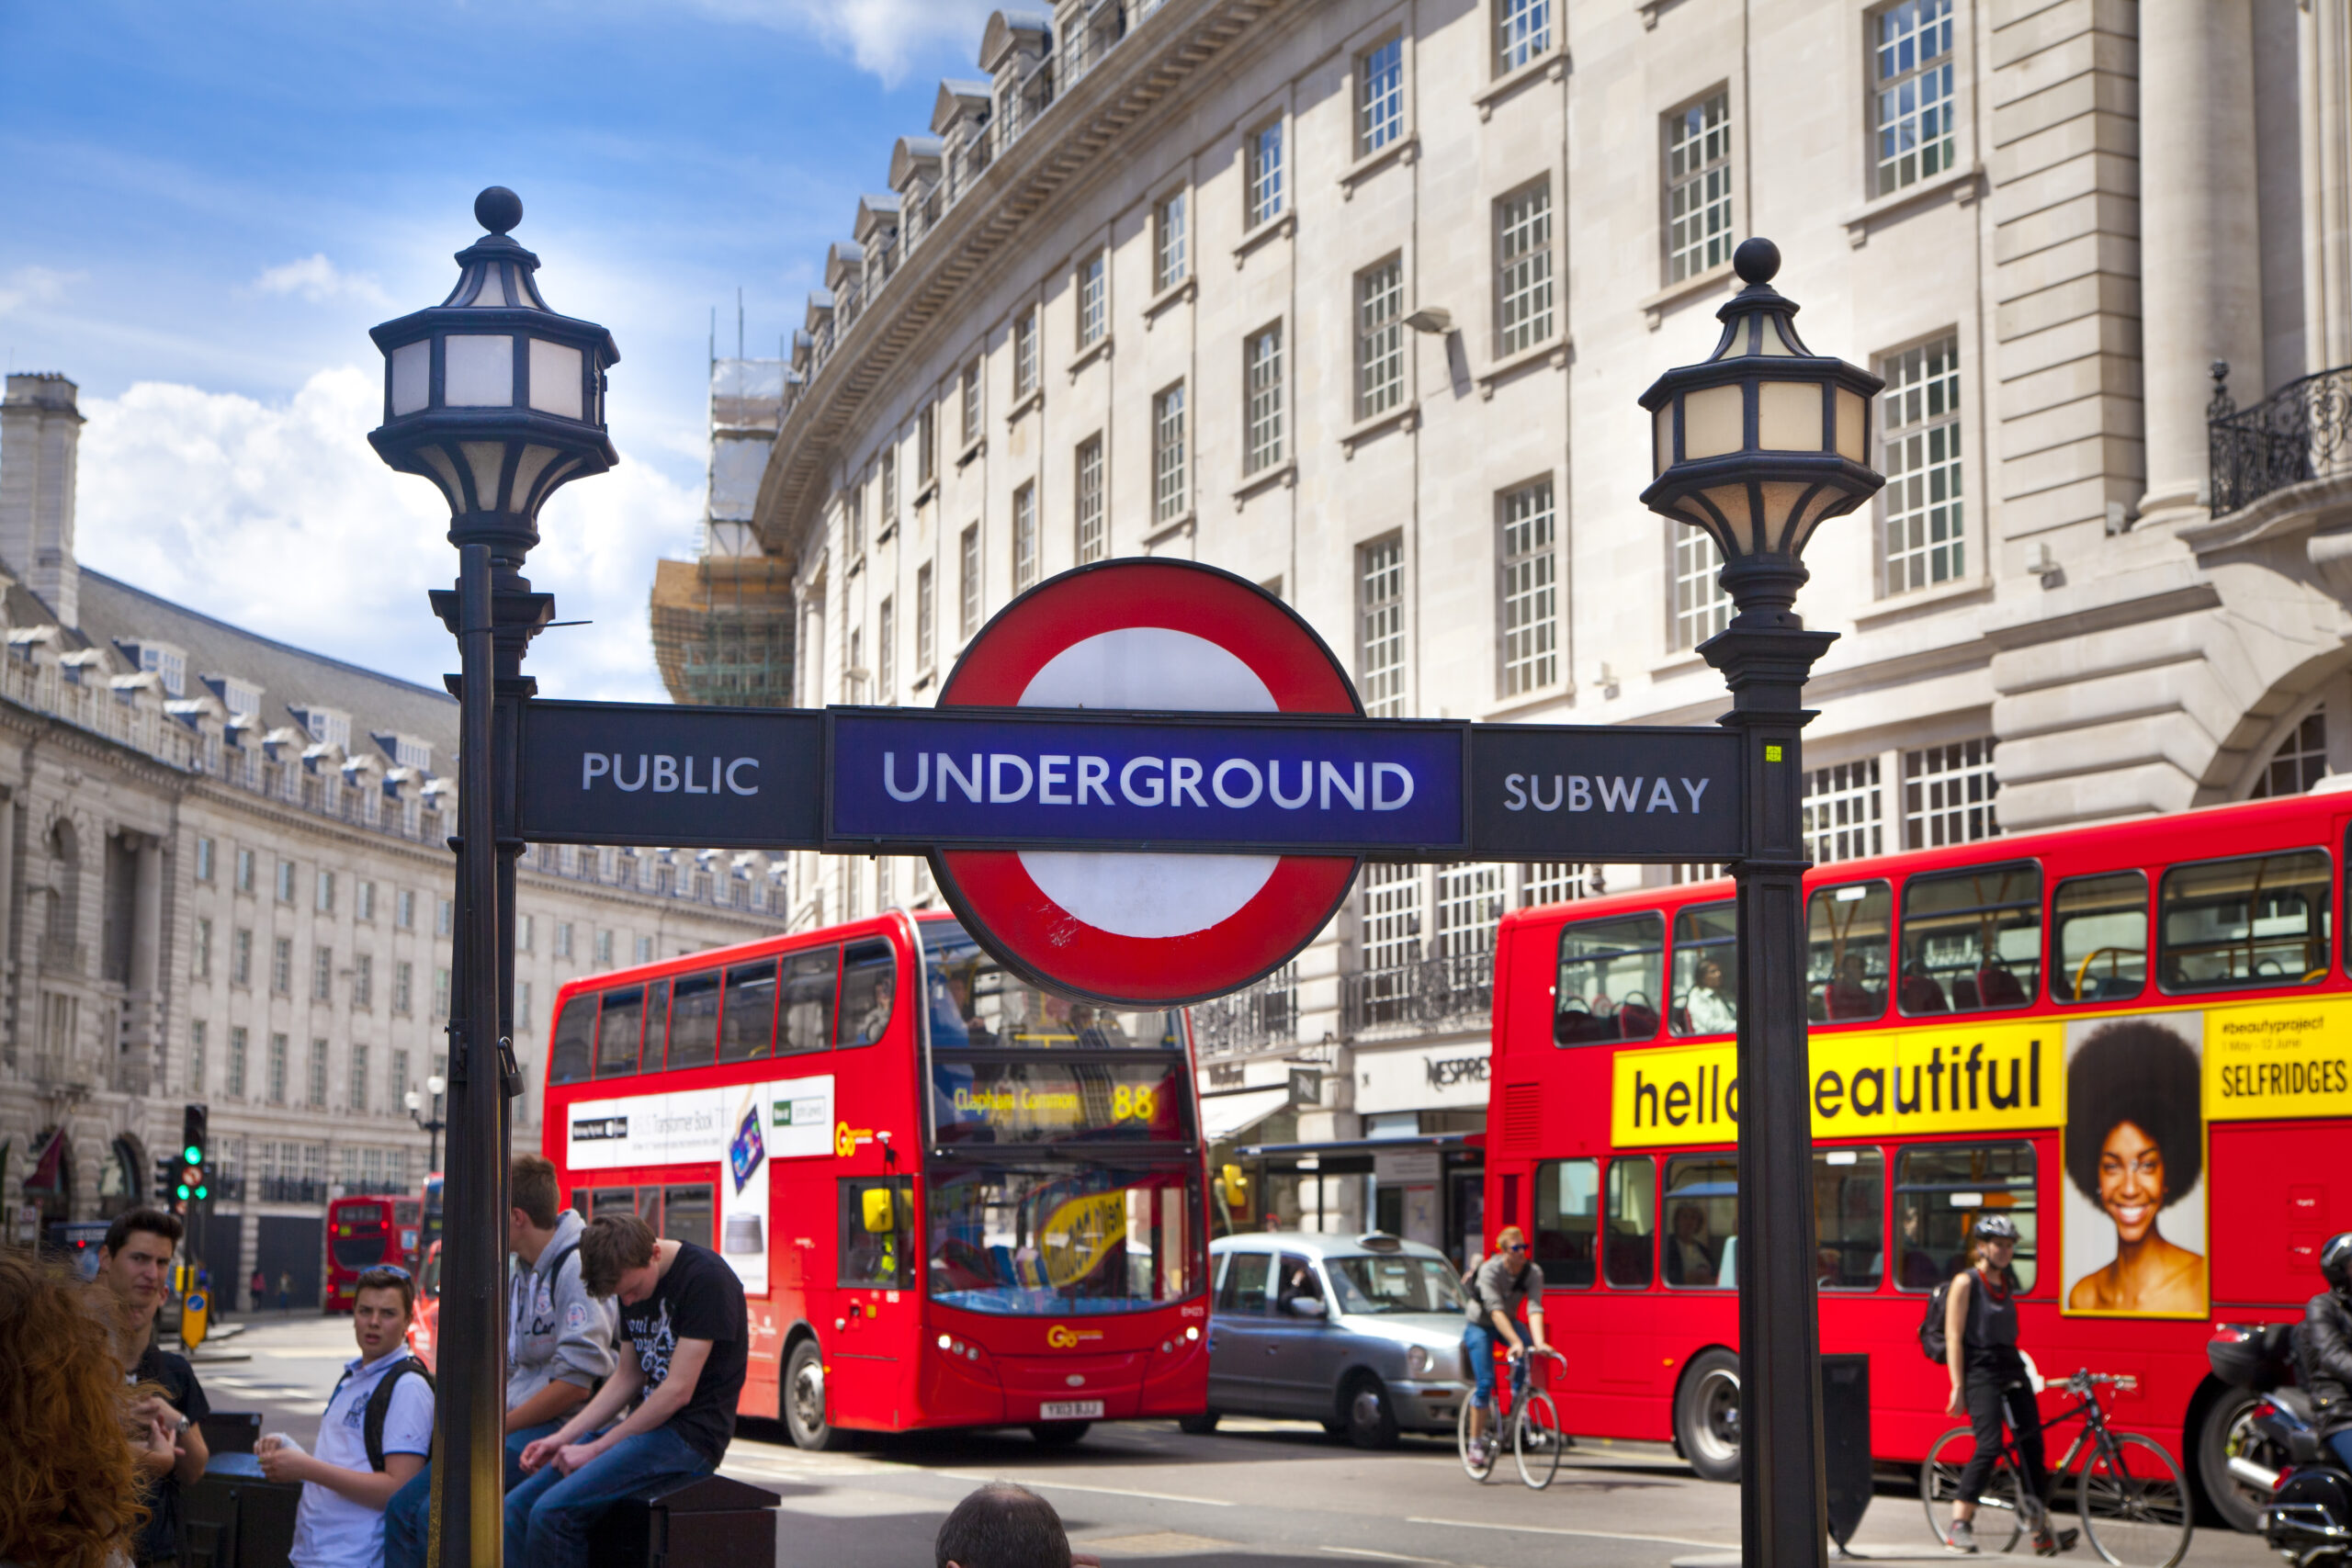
384, 1157, 617, 1568
258, 1266, 433, 1568
94, 1207, 210, 1567
0, 1247, 157, 1568
252, 1268, 267, 1315
935, 1483, 1102, 1568
279, 1269, 293, 1314
505, 1212, 748, 1568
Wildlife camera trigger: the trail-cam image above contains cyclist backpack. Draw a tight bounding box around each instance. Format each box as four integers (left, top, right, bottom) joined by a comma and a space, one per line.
330, 1357, 435, 1472
1917, 1277, 1954, 1364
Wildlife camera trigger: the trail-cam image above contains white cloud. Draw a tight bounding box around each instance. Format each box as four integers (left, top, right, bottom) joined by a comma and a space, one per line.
0, 265, 81, 319
250, 254, 390, 308
689, 0, 996, 85
74, 368, 700, 704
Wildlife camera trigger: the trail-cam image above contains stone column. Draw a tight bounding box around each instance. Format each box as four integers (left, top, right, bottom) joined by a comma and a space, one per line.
2305, 0, 2352, 377
2138, 0, 2267, 523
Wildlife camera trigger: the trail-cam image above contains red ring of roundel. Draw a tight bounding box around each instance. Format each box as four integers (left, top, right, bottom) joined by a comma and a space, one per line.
931, 561, 1360, 1007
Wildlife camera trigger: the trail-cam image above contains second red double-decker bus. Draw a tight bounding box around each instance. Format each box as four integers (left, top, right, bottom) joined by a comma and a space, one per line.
326, 1192, 426, 1311
1483, 790, 2352, 1531
543, 909, 1210, 1449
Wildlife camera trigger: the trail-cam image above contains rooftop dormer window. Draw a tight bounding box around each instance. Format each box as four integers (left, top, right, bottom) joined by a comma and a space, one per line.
203, 674, 264, 719
119, 640, 188, 697
375, 731, 434, 773
290, 705, 351, 751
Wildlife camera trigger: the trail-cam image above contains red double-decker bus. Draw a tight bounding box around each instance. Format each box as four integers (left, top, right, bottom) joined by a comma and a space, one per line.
1483, 789, 2352, 1530
325, 1192, 427, 1311
542, 909, 1210, 1450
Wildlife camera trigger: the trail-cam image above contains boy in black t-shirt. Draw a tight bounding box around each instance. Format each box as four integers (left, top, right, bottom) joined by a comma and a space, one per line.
96, 1208, 210, 1568
505, 1213, 748, 1568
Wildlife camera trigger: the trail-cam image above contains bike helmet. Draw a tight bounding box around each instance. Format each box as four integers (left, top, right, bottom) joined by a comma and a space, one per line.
2322, 1232, 2352, 1293
1973, 1213, 2019, 1242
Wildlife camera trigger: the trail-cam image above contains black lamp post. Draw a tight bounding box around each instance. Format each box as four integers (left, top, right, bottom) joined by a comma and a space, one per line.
368, 186, 618, 1568
1639, 237, 1884, 1568
404, 1073, 448, 1179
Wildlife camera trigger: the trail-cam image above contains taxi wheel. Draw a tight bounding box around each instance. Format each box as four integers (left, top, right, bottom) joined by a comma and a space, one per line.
1031, 1421, 1092, 1446
1342, 1374, 1401, 1450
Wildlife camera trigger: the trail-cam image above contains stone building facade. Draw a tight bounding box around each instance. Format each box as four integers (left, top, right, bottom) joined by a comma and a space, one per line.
680, 0, 2352, 1253
2, 371, 786, 1304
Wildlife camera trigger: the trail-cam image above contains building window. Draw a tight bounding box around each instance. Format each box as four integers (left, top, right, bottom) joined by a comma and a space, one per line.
354, 953, 372, 1010
1359, 36, 1404, 156
1881, 334, 1964, 593
434, 965, 451, 1019
916, 563, 936, 673
1498, 478, 1558, 696
356, 881, 375, 922
271, 937, 293, 996
1672, 527, 1731, 649
1435, 864, 1505, 963
1012, 484, 1039, 592
879, 446, 898, 528
350, 1043, 369, 1113
960, 524, 983, 637
1013, 310, 1039, 400
917, 406, 937, 491
842, 483, 864, 561
308, 1039, 328, 1109
194, 917, 213, 980
1075, 438, 1106, 563
390, 1048, 408, 1113
1904, 739, 1998, 849
1521, 863, 1596, 907
396, 888, 415, 930
1666, 92, 1734, 284
1362, 863, 1423, 976
2253, 709, 2329, 797
189, 1021, 207, 1094
1153, 382, 1187, 521
195, 837, 215, 883
227, 1026, 247, 1098
267, 1032, 288, 1104
1356, 258, 1406, 420
435, 897, 453, 937
1804, 759, 1884, 863
518, 913, 535, 953
556, 921, 573, 960
316, 870, 335, 914
1247, 119, 1284, 228
1245, 326, 1284, 473
519, 981, 534, 1032
1875, 0, 1956, 196
277, 860, 297, 903
595, 930, 615, 967
235, 848, 255, 894
311, 945, 334, 1002
635, 935, 654, 964
393, 959, 413, 1015
960, 358, 983, 447
1497, 0, 1551, 73
1497, 183, 1555, 356
1078, 254, 1107, 347
878, 595, 897, 698
232, 928, 253, 987
1154, 191, 1188, 291
1359, 536, 1407, 718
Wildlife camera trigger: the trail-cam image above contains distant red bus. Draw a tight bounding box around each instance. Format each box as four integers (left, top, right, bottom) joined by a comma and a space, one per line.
325, 1193, 426, 1312
1483, 790, 2352, 1530
542, 909, 1210, 1450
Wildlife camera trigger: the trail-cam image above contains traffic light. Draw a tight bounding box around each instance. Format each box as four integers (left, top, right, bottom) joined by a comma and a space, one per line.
179, 1104, 209, 1204
154, 1155, 179, 1203
181, 1103, 208, 1167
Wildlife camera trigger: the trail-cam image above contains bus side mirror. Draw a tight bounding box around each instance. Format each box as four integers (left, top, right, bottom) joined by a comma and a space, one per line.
863, 1188, 896, 1234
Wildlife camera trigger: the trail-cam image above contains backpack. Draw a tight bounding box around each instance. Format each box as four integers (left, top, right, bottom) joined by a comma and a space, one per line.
1917, 1276, 1955, 1364
331, 1357, 435, 1472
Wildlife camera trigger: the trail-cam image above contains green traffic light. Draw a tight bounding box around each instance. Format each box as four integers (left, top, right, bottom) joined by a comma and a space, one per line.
184, 1144, 202, 1162
175, 1183, 191, 1200
193, 1185, 208, 1200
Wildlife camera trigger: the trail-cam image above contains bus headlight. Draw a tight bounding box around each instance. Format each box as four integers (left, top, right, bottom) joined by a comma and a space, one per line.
1406, 1346, 1432, 1377
1184, 1325, 1200, 1342
937, 1334, 953, 1350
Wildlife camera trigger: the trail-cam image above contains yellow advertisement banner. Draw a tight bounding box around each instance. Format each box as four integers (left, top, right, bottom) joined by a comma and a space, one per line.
1611, 1021, 2064, 1147
2206, 997, 2352, 1121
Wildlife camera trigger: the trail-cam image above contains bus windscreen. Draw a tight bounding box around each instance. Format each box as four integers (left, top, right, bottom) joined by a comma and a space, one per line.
922, 922, 1182, 1051
926, 1162, 1200, 1314
932, 1057, 1191, 1145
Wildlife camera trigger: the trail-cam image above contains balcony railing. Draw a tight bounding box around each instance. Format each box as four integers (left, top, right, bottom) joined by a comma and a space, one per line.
2209, 359, 2352, 515
341, 1178, 410, 1197
1192, 964, 1297, 1059
1341, 950, 1495, 1038
254, 1175, 330, 1204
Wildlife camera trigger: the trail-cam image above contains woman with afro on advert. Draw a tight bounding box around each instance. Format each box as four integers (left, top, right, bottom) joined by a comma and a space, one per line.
2064, 1020, 2207, 1314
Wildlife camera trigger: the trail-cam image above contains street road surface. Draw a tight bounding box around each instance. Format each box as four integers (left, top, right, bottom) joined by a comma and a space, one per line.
195, 1315, 2272, 1568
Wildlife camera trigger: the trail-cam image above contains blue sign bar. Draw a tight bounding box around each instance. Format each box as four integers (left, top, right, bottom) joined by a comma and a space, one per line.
827, 708, 1467, 854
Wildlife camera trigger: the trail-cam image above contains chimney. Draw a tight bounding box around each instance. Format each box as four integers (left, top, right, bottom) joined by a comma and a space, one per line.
0, 372, 85, 627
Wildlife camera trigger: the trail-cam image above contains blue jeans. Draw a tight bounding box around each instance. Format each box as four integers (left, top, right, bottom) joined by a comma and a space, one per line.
503, 1427, 714, 1568
385, 1422, 563, 1568
1463, 1324, 1505, 1411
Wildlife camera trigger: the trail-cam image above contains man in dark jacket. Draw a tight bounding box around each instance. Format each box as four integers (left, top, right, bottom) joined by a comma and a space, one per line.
2304, 1233, 2352, 1471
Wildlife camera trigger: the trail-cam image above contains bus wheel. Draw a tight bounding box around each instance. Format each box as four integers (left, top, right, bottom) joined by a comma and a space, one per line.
1342, 1374, 1401, 1450
1031, 1421, 1092, 1446
784, 1339, 842, 1451
2199, 1383, 2287, 1534
1674, 1349, 1741, 1483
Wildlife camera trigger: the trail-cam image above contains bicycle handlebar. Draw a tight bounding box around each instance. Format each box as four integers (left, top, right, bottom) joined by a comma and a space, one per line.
2065, 1370, 2140, 1393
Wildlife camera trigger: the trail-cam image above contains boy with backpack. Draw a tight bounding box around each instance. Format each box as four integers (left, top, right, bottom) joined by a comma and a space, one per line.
259, 1266, 434, 1568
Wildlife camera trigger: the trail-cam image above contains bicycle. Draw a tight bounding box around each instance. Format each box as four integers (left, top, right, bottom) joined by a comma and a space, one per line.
1457, 1346, 1569, 1489
1921, 1370, 2193, 1568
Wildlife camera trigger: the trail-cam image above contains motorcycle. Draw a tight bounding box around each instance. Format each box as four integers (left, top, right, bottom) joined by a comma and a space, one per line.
2209, 1322, 2352, 1567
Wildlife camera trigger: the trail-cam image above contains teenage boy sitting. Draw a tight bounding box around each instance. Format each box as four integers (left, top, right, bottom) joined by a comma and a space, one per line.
94, 1207, 210, 1568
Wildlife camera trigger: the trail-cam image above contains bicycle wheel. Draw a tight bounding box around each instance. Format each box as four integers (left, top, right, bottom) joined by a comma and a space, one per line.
2075, 1433, 2191, 1568
1457, 1393, 1496, 1482
1922, 1425, 2025, 1552
1515, 1393, 1566, 1490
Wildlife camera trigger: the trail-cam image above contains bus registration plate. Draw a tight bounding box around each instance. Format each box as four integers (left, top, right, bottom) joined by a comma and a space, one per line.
1039, 1400, 1104, 1421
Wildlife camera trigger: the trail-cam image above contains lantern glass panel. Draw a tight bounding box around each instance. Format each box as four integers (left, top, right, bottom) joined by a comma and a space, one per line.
390, 341, 431, 416
445, 335, 516, 406
419, 447, 467, 511
461, 442, 508, 511
469, 268, 509, 308
1835, 388, 1867, 462
1684, 384, 1745, 459
1655, 408, 1675, 476
513, 445, 562, 505
528, 339, 584, 419
1758, 381, 1824, 452
1699, 483, 1758, 555
1757, 315, 1803, 355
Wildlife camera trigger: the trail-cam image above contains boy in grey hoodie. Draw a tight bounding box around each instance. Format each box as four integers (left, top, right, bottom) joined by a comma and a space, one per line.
384, 1156, 616, 1568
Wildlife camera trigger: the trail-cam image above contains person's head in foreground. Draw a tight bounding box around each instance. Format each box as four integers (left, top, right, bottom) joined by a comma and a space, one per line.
0, 1248, 150, 1568
351, 1265, 416, 1359
580, 1210, 665, 1303
936, 1483, 1073, 1568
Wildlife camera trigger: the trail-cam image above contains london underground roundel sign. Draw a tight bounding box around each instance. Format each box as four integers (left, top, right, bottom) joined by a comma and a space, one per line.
931, 559, 1362, 1007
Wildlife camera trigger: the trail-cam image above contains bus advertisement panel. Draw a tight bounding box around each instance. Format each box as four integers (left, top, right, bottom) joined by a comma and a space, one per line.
543, 909, 1210, 1449
1484, 793, 2352, 1532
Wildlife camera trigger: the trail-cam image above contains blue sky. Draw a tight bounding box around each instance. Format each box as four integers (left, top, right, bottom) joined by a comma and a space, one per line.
0, 0, 996, 700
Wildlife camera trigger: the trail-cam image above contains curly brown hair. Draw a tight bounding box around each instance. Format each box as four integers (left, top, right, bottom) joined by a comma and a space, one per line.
0, 1248, 149, 1568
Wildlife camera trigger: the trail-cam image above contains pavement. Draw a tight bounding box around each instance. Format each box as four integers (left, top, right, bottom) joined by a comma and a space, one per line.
192, 1316, 2278, 1568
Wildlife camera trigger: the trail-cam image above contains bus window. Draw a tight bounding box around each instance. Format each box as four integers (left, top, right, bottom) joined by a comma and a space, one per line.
584, 1186, 634, 1220
665, 970, 722, 1071
1898, 862, 2041, 1015
1669, 902, 1738, 1037
837, 940, 896, 1048
1604, 1156, 1656, 1288
1808, 881, 1891, 1022
1555, 913, 1665, 1046
594, 986, 646, 1077
548, 996, 595, 1085
779, 946, 840, 1055
1218, 1250, 1272, 1314
1532, 1158, 1599, 1286
2052, 871, 2146, 1002
1662, 1156, 1736, 1289
1814, 1147, 1883, 1291
662, 1184, 714, 1250
718, 959, 777, 1063
2160, 849, 2332, 992
1894, 1141, 2036, 1292
840, 1177, 914, 1288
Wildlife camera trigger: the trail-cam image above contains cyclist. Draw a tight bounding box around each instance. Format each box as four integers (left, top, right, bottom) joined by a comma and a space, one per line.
2301, 1232, 2352, 1471
1462, 1225, 1548, 1467
1942, 1213, 2073, 1556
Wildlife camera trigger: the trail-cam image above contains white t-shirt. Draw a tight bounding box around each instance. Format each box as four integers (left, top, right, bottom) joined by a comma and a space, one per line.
290, 1348, 435, 1568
